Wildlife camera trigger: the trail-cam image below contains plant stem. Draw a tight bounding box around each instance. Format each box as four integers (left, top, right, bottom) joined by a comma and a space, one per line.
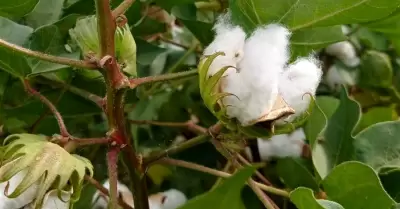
237, 154, 272, 186
95, 0, 148, 208
84, 175, 133, 209
23, 79, 71, 137
107, 147, 120, 209
144, 135, 210, 165
128, 119, 207, 134
195, 1, 221, 11
159, 158, 290, 197
129, 69, 198, 88
112, 0, 135, 18
0, 38, 97, 69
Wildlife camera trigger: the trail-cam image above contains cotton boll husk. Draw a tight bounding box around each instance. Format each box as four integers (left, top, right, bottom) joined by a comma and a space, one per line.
0, 170, 39, 209
276, 57, 322, 124
257, 128, 306, 161
325, 41, 360, 67
203, 14, 246, 76
92, 179, 134, 209
226, 24, 291, 125
161, 189, 187, 209
24, 190, 71, 209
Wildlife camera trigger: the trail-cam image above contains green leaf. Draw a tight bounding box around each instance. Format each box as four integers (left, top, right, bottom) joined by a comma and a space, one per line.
291, 26, 346, 58
0, 0, 39, 19
28, 25, 79, 75
354, 106, 397, 134
365, 9, 400, 35
136, 38, 168, 66
0, 47, 32, 78
322, 161, 396, 209
229, 0, 400, 32
25, 0, 64, 28
0, 17, 33, 45
354, 121, 400, 172
322, 87, 361, 171
354, 27, 389, 51
155, 0, 196, 11
178, 166, 256, 209
277, 158, 319, 191
358, 50, 393, 89
380, 170, 400, 202
290, 187, 344, 209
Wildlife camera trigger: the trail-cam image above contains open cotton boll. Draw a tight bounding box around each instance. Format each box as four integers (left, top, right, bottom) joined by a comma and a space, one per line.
325, 41, 360, 67
203, 14, 246, 76
161, 189, 187, 209
224, 24, 291, 125
326, 64, 357, 90
276, 57, 322, 124
0, 170, 39, 209
257, 128, 306, 161
92, 179, 134, 209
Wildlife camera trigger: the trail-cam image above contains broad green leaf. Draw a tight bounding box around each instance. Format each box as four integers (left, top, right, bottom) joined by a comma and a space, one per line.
365, 9, 400, 35
136, 38, 168, 66
28, 25, 79, 75
0, 0, 39, 18
358, 50, 393, 89
155, 0, 196, 11
25, 0, 64, 28
354, 106, 397, 134
323, 87, 361, 170
0, 47, 32, 77
277, 158, 319, 191
178, 166, 256, 209
53, 14, 81, 39
354, 27, 389, 51
0, 17, 33, 45
290, 187, 344, 209
229, 0, 400, 32
355, 121, 400, 172
291, 26, 346, 58
322, 161, 396, 209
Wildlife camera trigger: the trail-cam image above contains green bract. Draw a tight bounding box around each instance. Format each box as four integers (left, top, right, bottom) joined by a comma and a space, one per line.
69, 15, 137, 76
0, 134, 93, 209
198, 52, 316, 138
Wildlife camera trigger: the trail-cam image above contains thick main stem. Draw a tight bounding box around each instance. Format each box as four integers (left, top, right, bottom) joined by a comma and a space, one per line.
95, 0, 149, 208
107, 147, 120, 209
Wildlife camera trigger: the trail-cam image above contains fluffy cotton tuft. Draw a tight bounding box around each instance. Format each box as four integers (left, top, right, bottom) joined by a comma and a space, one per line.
203, 13, 246, 76
276, 57, 322, 124
0, 170, 39, 209
325, 41, 360, 67
256, 128, 306, 161
325, 64, 357, 90
161, 189, 187, 209
222, 24, 291, 125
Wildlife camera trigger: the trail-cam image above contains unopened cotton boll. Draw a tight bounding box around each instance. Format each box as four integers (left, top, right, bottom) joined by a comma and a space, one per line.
276, 57, 322, 124
256, 128, 306, 161
224, 24, 291, 125
92, 179, 134, 209
0, 170, 39, 209
203, 14, 246, 76
325, 41, 360, 67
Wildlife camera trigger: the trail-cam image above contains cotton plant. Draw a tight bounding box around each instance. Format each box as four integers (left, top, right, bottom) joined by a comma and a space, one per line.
325, 64, 358, 91
325, 25, 360, 68
24, 190, 72, 209
92, 179, 187, 209
198, 12, 322, 137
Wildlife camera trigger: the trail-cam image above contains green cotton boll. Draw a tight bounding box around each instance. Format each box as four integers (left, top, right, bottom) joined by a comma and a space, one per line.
116, 25, 137, 77
69, 16, 137, 76
69, 15, 100, 58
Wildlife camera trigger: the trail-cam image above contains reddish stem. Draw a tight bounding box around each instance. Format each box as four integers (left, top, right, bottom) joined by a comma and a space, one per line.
23, 80, 71, 137
107, 147, 120, 209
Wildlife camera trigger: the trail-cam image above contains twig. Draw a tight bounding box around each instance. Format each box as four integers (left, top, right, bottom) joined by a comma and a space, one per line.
129, 69, 198, 88
84, 175, 133, 209
237, 154, 272, 186
0, 39, 97, 69
23, 80, 71, 137
159, 158, 290, 197
144, 134, 210, 165
112, 0, 135, 18
128, 119, 207, 134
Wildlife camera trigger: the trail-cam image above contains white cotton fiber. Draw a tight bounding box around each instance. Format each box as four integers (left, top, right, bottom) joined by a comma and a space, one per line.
276, 57, 322, 124
160, 189, 187, 209
0, 170, 39, 209
203, 13, 246, 76
325, 64, 357, 90
257, 128, 306, 161
92, 179, 134, 209
325, 41, 360, 67
223, 24, 291, 125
